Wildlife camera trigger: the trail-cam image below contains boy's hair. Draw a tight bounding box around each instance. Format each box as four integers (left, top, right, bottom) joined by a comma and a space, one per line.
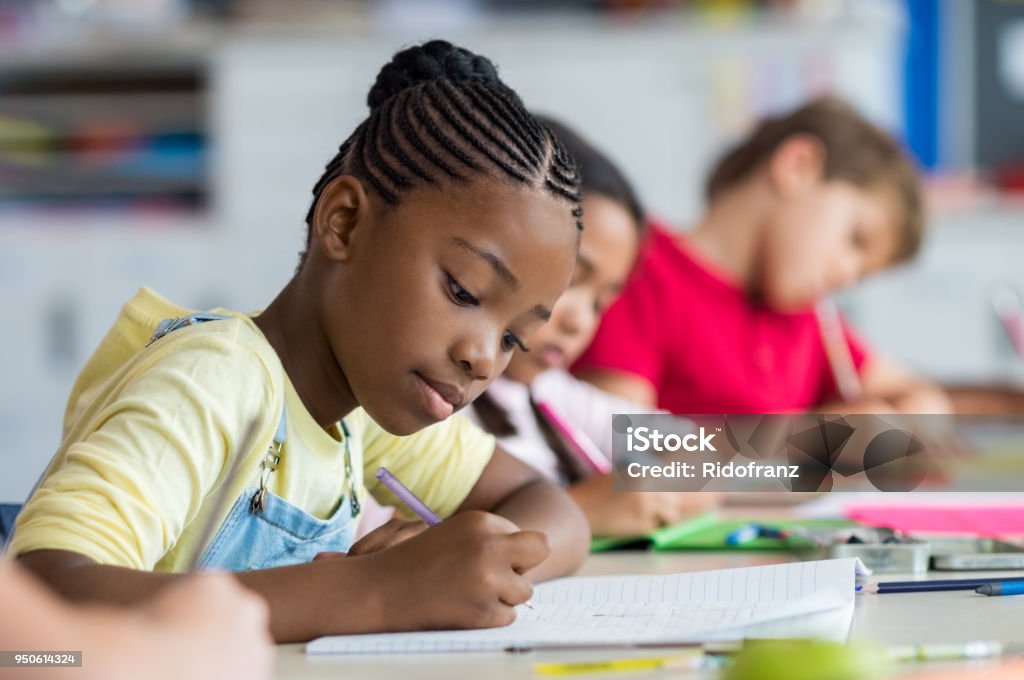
302, 40, 583, 260
706, 96, 924, 263
534, 115, 646, 231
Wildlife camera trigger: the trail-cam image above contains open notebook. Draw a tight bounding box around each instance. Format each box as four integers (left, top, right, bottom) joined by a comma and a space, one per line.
306, 558, 862, 655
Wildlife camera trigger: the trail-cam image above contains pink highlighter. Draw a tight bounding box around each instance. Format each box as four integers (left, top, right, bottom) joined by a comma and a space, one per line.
993, 286, 1024, 360
815, 299, 864, 404
535, 401, 612, 474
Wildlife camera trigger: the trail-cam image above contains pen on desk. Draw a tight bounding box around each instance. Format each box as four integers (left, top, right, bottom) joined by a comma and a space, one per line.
886, 641, 1006, 662
859, 575, 1024, 594
753, 525, 793, 540
375, 467, 443, 525
976, 581, 1024, 596
534, 401, 612, 474
531, 650, 728, 676
529, 641, 1009, 676
816, 299, 864, 403
726, 524, 761, 546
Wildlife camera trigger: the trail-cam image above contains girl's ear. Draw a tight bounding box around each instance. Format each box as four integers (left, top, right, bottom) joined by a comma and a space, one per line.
767, 133, 826, 198
312, 176, 370, 262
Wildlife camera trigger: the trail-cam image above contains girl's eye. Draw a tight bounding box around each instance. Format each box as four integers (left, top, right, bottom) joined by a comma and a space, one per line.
446, 274, 479, 306
502, 330, 529, 353
593, 290, 617, 317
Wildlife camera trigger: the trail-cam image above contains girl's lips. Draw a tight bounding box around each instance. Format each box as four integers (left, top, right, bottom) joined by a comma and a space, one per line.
413, 372, 456, 421
540, 345, 566, 369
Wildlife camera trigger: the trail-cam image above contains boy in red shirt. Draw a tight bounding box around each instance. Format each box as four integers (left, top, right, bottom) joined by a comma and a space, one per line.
574, 97, 949, 415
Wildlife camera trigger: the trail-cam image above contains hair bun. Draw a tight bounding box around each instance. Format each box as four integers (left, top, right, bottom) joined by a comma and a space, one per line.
367, 40, 504, 110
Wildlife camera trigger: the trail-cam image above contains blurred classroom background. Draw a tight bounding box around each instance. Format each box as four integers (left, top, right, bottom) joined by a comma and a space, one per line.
1, 0, 1023, 501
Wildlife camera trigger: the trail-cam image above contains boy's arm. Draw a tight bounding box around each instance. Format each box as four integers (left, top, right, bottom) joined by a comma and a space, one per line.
858, 354, 952, 414
454, 444, 591, 581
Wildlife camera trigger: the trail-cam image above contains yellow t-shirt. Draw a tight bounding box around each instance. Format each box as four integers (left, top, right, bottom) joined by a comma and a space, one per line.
11, 288, 495, 571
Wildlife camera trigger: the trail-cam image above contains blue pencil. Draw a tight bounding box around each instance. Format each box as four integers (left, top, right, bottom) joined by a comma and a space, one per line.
976, 582, 1024, 596
726, 525, 760, 546
861, 575, 1024, 594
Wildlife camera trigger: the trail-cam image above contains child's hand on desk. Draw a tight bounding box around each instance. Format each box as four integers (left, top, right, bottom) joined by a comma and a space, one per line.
353, 510, 547, 630
138, 574, 274, 680
569, 474, 721, 536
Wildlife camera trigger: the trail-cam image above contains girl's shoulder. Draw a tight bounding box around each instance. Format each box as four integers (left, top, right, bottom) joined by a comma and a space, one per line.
533, 369, 656, 414
64, 288, 283, 436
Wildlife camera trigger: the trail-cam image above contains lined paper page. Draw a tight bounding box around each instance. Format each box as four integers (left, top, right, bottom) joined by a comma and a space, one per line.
306, 558, 858, 655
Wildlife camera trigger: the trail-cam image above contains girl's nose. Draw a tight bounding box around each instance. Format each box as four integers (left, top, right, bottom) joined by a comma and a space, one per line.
556, 290, 596, 339
451, 334, 499, 381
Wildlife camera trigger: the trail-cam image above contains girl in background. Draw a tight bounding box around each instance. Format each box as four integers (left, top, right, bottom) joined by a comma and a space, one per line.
469, 117, 719, 537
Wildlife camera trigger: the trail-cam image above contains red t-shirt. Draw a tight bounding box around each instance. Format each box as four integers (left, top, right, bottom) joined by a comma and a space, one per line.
572, 224, 870, 414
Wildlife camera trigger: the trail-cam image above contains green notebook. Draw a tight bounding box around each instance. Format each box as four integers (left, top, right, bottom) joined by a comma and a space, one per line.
590, 514, 858, 552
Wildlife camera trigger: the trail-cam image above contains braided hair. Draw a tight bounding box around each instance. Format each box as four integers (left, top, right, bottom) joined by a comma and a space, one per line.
471, 115, 646, 484
301, 40, 583, 262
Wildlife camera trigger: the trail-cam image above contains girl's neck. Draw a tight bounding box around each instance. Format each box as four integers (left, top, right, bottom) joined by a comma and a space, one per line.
253, 278, 359, 429
686, 179, 769, 293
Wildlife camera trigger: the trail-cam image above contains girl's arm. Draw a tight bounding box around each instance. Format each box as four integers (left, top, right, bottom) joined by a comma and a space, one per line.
18, 504, 551, 643
575, 369, 658, 409
453, 444, 591, 581
16, 548, 374, 642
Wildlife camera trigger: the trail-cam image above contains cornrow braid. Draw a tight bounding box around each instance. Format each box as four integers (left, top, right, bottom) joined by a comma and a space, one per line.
301, 40, 583, 262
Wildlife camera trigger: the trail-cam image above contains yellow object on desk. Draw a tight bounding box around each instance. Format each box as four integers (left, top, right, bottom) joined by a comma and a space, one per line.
532, 650, 708, 675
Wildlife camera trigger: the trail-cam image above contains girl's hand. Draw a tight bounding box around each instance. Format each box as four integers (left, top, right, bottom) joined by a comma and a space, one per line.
569, 474, 721, 537
356, 510, 548, 631
346, 517, 428, 556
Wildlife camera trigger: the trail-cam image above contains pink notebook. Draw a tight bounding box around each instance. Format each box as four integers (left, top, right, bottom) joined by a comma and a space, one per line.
846, 505, 1024, 540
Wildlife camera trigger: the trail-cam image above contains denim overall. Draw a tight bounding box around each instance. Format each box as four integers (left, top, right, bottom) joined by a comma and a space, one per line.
150, 313, 362, 571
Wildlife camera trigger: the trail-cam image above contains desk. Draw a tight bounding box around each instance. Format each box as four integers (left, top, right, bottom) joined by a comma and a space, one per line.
273, 552, 1024, 679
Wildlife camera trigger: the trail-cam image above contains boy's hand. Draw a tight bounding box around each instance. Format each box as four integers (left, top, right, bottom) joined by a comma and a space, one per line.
570, 474, 721, 537
357, 510, 548, 630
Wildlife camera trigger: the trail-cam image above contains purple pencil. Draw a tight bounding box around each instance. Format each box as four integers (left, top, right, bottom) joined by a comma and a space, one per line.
375, 467, 442, 526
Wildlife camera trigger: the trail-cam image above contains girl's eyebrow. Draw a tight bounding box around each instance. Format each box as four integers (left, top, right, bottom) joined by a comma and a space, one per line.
449, 236, 551, 321
450, 236, 519, 290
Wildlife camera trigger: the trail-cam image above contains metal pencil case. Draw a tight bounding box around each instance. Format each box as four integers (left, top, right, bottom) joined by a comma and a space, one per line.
816, 527, 931, 574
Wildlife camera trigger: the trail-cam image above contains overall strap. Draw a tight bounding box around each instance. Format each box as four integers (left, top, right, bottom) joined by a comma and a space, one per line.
149, 312, 289, 514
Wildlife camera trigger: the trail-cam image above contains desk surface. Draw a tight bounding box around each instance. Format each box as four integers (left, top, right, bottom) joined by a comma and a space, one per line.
274, 552, 1024, 679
